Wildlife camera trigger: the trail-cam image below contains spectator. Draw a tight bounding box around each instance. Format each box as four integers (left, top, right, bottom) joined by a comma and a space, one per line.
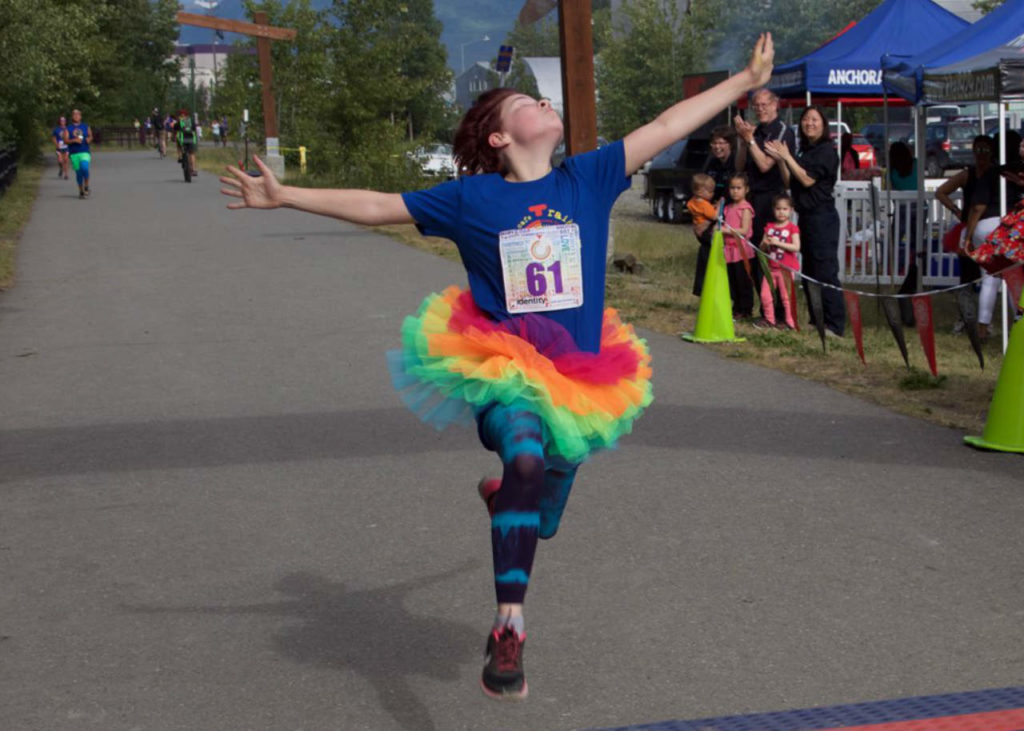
702, 125, 735, 202
722, 173, 755, 319
734, 89, 796, 319
766, 105, 846, 337
841, 133, 859, 173
758, 193, 800, 329
888, 141, 916, 191
889, 139, 922, 315
688, 173, 718, 296
220, 115, 229, 147
937, 135, 1003, 340
212, 119, 221, 145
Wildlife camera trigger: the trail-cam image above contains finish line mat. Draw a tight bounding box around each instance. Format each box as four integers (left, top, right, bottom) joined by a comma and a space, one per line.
590, 686, 1024, 731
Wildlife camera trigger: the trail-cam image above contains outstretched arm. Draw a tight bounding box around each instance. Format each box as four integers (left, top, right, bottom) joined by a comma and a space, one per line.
623, 34, 774, 175
220, 155, 414, 226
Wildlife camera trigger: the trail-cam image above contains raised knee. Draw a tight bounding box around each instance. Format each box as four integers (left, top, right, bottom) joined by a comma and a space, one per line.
509, 454, 545, 486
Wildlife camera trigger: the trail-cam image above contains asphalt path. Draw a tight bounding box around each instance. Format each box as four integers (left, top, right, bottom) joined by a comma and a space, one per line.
1, 150, 1022, 731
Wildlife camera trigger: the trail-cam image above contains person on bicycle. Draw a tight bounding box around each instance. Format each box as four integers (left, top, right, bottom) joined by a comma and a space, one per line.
177, 110, 198, 178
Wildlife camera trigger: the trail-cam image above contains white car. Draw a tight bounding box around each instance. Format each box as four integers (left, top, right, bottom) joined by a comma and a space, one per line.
412, 144, 455, 177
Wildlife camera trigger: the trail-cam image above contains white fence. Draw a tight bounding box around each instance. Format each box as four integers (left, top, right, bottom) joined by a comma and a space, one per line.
835, 180, 962, 287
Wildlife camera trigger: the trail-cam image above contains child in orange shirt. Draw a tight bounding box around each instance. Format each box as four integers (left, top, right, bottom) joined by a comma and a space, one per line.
688, 173, 718, 296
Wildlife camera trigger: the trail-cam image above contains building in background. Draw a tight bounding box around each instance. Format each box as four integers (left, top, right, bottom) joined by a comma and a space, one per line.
455, 62, 499, 111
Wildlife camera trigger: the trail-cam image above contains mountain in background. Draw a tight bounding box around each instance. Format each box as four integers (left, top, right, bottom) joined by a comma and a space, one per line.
177, 0, 521, 75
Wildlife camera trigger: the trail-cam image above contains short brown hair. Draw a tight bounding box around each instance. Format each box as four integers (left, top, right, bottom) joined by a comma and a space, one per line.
709, 126, 735, 145
453, 88, 519, 176
691, 173, 715, 192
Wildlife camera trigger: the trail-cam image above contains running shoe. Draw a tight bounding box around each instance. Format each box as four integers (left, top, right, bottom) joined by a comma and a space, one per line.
477, 477, 500, 517
480, 627, 527, 700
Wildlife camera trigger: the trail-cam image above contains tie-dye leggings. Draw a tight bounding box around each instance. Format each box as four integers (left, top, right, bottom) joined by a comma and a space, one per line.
478, 402, 581, 604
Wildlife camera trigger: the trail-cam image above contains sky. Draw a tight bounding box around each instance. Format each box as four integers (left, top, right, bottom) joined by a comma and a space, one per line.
177, 0, 523, 76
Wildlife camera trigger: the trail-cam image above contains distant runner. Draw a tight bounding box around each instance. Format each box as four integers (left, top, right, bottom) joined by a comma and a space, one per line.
52, 116, 69, 180
63, 109, 92, 198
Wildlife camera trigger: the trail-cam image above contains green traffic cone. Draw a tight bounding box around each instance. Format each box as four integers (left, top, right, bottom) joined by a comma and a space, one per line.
965, 294, 1024, 453
682, 228, 744, 343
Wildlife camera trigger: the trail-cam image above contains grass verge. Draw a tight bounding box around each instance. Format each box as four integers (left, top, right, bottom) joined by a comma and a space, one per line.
377, 210, 1005, 434
0, 159, 44, 290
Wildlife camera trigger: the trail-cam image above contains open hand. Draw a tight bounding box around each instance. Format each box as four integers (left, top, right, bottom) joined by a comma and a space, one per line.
746, 33, 774, 88
733, 115, 755, 143
220, 155, 283, 210
764, 139, 789, 161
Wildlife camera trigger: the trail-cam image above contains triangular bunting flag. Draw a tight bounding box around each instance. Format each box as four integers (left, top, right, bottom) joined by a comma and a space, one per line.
956, 287, 985, 370
843, 291, 866, 364
1002, 264, 1024, 311
756, 250, 775, 295
807, 281, 826, 350
911, 295, 938, 377
882, 298, 910, 368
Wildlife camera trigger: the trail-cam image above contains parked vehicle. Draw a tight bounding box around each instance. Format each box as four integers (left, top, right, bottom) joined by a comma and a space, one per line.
861, 122, 914, 162
831, 131, 878, 169
642, 137, 710, 222
921, 121, 978, 175
410, 143, 455, 177
829, 121, 851, 137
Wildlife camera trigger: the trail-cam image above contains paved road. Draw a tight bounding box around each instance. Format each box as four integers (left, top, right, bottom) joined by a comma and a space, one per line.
1, 151, 1022, 731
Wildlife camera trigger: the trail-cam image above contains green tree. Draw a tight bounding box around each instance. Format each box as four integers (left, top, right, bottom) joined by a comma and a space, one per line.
217, 0, 453, 188
710, 0, 885, 73
499, 3, 611, 99
0, 0, 178, 157
596, 0, 722, 140
971, 0, 1002, 13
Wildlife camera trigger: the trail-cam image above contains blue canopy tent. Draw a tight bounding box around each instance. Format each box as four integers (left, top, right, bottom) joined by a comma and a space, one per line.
883, 0, 1024, 102
768, 0, 969, 99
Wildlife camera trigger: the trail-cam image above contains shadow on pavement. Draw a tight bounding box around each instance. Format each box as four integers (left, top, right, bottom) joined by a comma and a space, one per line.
1, 403, 1018, 483
123, 563, 480, 731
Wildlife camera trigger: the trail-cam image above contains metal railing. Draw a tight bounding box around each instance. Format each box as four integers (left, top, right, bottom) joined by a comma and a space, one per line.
835, 180, 962, 287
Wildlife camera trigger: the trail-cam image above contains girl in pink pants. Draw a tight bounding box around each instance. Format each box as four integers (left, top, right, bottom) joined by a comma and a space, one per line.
760, 194, 801, 329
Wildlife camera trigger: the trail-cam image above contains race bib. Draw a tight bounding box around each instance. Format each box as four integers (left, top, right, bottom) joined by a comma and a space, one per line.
499, 223, 584, 314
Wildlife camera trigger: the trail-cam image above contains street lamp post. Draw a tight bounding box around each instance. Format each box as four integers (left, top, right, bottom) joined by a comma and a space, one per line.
460, 35, 490, 73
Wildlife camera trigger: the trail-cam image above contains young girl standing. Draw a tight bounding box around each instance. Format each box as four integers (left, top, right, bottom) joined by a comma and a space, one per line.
220, 35, 773, 701
759, 194, 800, 329
723, 173, 755, 319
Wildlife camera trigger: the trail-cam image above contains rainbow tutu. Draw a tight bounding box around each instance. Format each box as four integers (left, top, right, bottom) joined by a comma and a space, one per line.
387, 286, 653, 462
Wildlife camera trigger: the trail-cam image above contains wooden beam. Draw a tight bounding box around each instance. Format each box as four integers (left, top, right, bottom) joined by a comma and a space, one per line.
557, 0, 597, 156
253, 12, 280, 141
175, 11, 297, 41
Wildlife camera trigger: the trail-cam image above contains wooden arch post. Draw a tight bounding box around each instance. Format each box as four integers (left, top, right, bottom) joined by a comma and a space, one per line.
176, 11, 297, 176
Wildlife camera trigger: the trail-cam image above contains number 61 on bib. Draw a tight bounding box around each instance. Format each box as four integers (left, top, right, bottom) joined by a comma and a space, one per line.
499, 223, 584, 314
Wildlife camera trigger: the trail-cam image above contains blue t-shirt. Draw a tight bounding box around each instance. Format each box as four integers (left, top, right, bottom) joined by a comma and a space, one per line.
401, 140, 631, 353
53, 127, 68, 149
67, 123, 90, 154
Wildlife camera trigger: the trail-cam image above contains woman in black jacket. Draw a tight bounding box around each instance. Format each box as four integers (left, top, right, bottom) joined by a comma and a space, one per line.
765, 105, 845, 337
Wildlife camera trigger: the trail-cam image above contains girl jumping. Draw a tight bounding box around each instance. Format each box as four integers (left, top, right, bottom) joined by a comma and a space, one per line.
220, 35, 773, 701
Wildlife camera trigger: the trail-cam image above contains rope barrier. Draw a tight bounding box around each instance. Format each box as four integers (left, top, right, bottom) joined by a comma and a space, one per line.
720, 222, 1024, 300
